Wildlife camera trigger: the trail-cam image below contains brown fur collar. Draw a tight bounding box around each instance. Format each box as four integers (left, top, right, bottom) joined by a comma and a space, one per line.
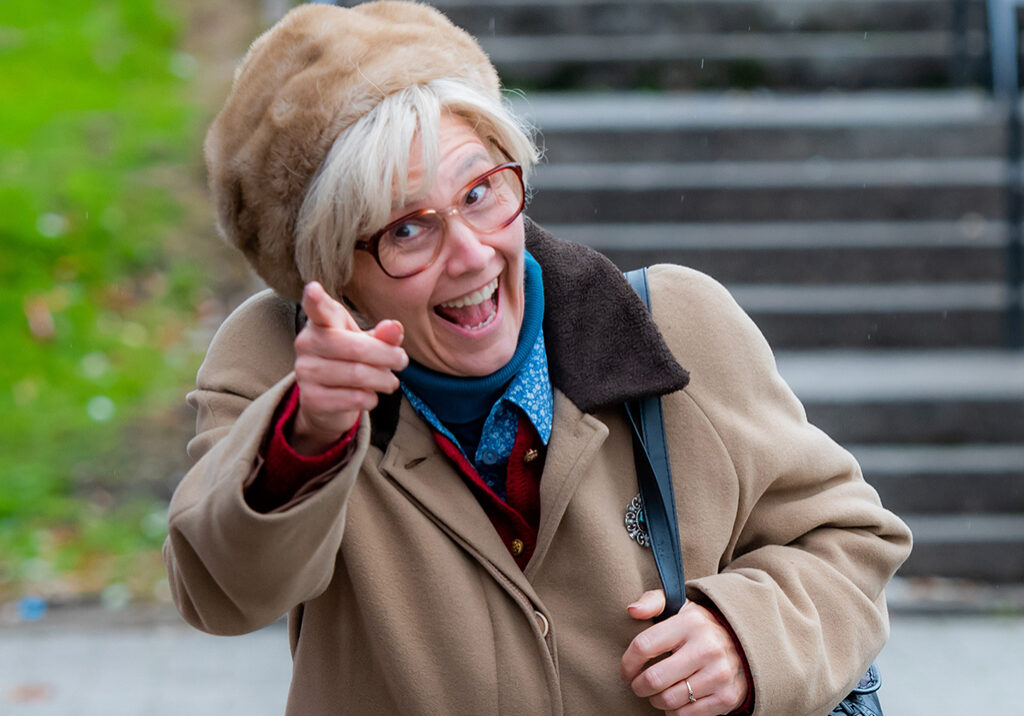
369, 219, 689, 448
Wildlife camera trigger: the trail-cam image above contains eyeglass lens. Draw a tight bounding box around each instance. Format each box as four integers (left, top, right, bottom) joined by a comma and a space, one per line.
377, 166, 523, 277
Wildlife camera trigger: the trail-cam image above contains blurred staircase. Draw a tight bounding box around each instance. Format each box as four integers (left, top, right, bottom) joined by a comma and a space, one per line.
510, 89, 1024, 582
340, 0, 1024, 581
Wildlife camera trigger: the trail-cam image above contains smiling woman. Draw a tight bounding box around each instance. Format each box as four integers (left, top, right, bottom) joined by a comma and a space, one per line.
163, 3, 911, 716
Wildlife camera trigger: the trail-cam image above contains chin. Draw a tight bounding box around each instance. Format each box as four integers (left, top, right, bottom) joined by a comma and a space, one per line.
446, 338, 519, 377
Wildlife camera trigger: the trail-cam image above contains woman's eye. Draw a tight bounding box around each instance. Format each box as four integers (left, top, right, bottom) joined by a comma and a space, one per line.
390, 222, 423, 241
464, 179, 491, 206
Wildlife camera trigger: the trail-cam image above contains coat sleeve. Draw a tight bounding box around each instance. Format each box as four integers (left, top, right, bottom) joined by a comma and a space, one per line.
647, 265, 913, 716
162, 290, 371, 636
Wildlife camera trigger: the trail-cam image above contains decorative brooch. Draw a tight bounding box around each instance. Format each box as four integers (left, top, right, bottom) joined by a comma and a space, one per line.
624, 493, 650, 548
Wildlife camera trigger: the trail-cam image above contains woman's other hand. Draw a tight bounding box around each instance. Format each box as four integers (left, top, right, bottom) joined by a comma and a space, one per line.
292, 281, 408, 455
621, 590, 748, 715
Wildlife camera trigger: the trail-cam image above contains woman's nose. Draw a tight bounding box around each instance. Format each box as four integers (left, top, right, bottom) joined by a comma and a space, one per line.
443, 217, 494, 275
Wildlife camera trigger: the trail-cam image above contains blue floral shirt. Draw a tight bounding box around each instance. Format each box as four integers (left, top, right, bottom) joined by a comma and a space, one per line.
401, 329, 553, 499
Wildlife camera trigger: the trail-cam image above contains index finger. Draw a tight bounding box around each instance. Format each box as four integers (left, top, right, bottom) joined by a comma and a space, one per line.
302, 281, 359, 331
620, 614, 692, 684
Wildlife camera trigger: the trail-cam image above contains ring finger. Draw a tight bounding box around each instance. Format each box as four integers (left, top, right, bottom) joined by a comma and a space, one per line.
651, 673, 724, 716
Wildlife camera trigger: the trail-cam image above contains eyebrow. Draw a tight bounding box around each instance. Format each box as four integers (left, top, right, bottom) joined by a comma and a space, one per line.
390, 150, 495, 214
456, 150, 494, 180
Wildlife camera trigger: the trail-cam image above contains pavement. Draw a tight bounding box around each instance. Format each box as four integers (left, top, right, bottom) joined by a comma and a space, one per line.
2, 580, 1022, 715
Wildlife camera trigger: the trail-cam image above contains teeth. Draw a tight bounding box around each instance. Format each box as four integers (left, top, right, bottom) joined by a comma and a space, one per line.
439, 278, 498, 309
467, 311, 497, 331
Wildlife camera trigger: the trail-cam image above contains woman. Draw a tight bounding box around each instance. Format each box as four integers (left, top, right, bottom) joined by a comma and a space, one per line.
164, 3, 912, 715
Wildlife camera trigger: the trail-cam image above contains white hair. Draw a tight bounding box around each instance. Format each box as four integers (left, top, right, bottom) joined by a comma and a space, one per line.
295, 79, 539, 299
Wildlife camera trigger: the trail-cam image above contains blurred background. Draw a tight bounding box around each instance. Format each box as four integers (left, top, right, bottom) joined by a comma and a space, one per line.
1, 0, 1022, 713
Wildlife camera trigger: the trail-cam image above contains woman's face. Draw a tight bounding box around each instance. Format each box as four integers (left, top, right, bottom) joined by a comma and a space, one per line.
344, 115, 526, 377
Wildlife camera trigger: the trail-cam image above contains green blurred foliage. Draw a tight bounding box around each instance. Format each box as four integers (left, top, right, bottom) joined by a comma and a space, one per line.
0, 0, 207, 599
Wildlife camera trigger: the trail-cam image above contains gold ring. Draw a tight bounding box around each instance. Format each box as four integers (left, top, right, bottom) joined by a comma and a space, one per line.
686, 679, 697, 704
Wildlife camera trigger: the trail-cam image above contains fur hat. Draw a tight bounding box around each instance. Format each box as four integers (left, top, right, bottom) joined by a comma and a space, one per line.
204, 1, 501, 301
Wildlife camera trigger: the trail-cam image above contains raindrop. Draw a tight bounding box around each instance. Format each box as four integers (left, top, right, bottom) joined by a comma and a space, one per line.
80, 352, 109, 379
36, 213, 68, 238
12, 379, 38, 406
170, 51, 198, 80
141, 509, 169, 540
153, 578, 172, 603
101, 583, 132, 611
121, 322, 148, 347
87, 395, 116, 422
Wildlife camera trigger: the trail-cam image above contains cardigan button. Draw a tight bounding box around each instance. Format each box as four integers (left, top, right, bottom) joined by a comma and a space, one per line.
533, 610, 550, 638
511, 539, 524, 557
523, 448, 539, 463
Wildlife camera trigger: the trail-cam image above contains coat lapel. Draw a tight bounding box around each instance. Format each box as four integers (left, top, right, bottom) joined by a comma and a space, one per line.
376, 399, 543, 603
525, 390, 610, 580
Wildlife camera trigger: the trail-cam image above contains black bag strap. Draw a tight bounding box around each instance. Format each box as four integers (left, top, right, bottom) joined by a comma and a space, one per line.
625, 268, 686, 619
627, 270, 883, 711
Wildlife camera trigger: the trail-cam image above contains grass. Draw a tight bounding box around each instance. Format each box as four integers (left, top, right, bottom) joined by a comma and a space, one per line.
0, 0, 209, 603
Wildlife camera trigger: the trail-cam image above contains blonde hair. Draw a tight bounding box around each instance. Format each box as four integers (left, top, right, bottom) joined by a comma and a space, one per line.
295, 79, 539, 299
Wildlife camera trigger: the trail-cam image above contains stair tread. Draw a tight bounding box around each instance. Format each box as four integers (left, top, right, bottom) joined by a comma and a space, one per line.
731, 282, 1006, 313
849, 443, 1024, 473
542, 220, 1005, 249
774, 349, 1024, 400
512, 90, 995, 129
483, 30, 961, 61
531, 157, 1006, 188
900, 514, 1024, 542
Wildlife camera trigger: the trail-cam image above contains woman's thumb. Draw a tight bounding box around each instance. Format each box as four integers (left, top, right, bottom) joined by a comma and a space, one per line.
370, 319, 404, 347
626, 589, 667, 620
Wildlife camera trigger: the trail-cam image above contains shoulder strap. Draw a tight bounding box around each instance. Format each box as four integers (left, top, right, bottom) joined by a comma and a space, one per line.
624, 268, 686, 619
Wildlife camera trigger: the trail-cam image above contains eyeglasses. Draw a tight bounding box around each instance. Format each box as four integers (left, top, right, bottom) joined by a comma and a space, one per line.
355, 162, 525, 279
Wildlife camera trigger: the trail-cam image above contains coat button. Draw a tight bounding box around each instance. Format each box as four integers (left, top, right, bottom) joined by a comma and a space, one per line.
523, 448, 539, 463
511, 538, 524, 557
533, 610, 550, 638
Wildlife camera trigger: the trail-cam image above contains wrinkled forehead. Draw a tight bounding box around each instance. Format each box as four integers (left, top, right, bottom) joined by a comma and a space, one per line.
395, 119, 500, 206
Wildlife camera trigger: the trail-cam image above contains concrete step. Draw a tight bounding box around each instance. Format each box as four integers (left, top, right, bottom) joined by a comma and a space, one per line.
546, 220, 1007, 284
514, 91, 1005, 162
755, 311, 1006, 348
430, 0, 984, 36
736, 283, 1011, 348
897, 514, 1024, 581
332, 0, 990, 89
783, 349, 1022, 583
776, 349, 1024, 440
527, 157, 1006, 224
480, 31, 984, 90
852, 444, 1024, 513
776, 349, 1024, 401
807, 394, 1024, 436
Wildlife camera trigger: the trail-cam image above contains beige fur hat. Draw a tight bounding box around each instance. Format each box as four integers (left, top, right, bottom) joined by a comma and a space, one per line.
204, 1, 501, 301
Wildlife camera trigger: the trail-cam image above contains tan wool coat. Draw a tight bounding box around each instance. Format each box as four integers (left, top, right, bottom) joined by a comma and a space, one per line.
164, 224, 912, 715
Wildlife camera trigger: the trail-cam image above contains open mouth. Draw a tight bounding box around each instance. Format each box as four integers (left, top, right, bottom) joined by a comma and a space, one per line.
434, 277, 499, 330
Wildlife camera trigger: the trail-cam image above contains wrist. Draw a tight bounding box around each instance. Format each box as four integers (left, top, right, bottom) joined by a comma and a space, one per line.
290, 407, 357, 456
